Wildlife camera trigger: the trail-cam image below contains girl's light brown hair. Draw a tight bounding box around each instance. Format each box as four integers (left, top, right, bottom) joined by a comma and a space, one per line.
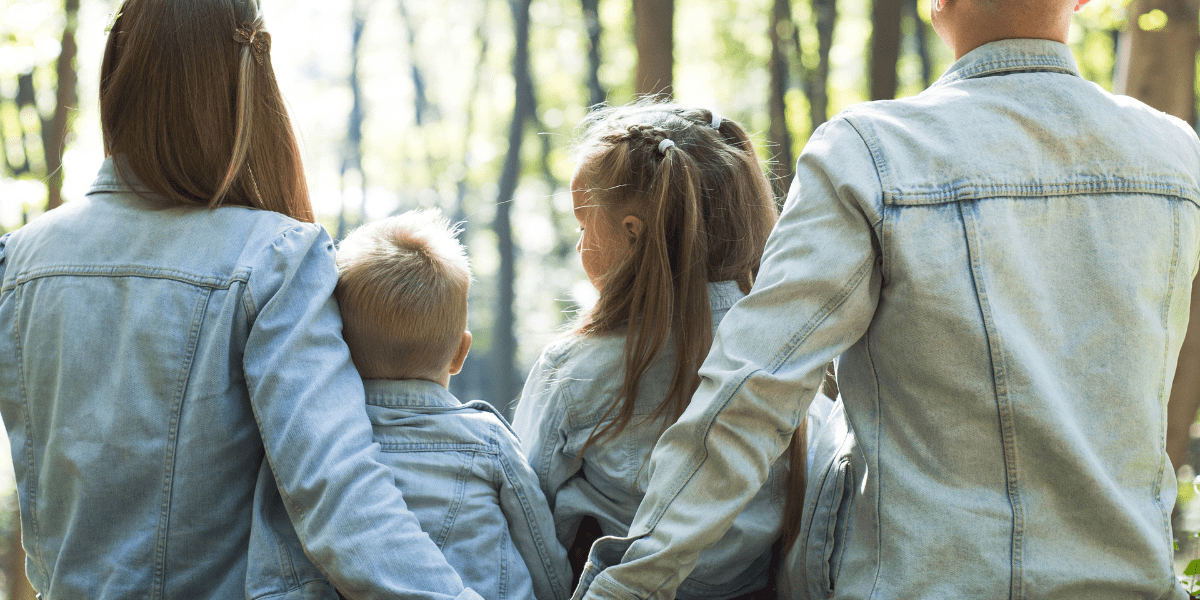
574, 102, 777, 444
100, 0, 312, 221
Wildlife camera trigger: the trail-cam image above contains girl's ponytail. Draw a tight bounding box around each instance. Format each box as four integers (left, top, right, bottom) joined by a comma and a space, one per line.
573, 102, 778, 450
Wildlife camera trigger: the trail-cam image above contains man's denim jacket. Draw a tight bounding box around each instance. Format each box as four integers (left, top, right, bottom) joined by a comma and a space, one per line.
574, 40, 1200, 600
513, 282, 790, 599
361, 378, 573, 600
0, 158, 482, 600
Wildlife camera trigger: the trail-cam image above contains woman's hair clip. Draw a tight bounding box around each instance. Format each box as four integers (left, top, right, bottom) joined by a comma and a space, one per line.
710, 112, 722, 129
658, 138, 676, 154
233, 22, 272, 65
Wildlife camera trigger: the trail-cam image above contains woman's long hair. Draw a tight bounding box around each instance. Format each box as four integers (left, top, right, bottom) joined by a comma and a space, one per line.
574, 102, 778, 445
100, 0, 312, 221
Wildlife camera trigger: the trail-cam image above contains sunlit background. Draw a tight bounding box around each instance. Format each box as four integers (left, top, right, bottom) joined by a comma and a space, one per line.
2, 0, 1198, 594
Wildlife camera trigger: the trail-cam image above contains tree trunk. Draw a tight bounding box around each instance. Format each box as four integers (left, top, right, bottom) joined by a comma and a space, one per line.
492, 0, 534, 418
337, 3, 368, 240
582, 0, 606, 106
908, 0, 933, 88
869, 0, 903, 100
1114, 0, 1200, 474
397, 0, 433, 125
43, 0, 79, 211
1168, 278, 1200, 473
767, 0, 796, 201
1113, 0, 1200, 122
633, 0, 672, 98
807, 0, 836, 129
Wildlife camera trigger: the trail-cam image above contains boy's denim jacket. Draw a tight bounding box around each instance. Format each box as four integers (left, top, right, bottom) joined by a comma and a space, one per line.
574, 40, 1200, 600
0, 158, 483, 600
513, 281, 790, 599
362, 378, 573, 600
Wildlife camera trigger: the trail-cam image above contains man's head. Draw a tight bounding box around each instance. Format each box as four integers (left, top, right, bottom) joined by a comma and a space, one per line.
335, 209, 472, 385
931, 0, 1091, 59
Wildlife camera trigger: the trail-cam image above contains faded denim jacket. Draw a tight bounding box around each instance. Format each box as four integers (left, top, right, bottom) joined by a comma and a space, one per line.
574, 40, 1200, 600
363, 378, 573, 600
513, 281, 790, 599
0, 157, 483, 600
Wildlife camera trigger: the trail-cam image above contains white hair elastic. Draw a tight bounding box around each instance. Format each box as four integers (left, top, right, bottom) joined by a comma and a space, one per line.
710, 113, 722, 129
658, 138, 676, 153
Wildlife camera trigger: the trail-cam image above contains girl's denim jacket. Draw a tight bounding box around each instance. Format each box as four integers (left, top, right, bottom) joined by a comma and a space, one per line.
0, 158, 483, 600
574, 40, 1200, 600
362, 378, 573, 600
513, 281, 790, 599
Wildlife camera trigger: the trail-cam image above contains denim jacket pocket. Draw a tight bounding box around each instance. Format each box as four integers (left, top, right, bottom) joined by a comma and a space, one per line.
805, 454, 855, 599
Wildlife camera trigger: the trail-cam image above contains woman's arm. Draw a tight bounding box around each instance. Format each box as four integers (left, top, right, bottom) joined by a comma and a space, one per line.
242, 223, 481, 600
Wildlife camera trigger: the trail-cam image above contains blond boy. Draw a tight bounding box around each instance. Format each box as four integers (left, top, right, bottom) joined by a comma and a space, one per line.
335, 210, 572, 600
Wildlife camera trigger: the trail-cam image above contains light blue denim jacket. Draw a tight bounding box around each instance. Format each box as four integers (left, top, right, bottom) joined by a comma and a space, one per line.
574, 40, 1200, 600
0, 157, 483, 600
363, 378, 573, 600
513, 281, 790, 599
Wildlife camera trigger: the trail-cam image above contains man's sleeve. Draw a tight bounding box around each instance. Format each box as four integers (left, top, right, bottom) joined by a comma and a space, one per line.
575, 116, 886, 600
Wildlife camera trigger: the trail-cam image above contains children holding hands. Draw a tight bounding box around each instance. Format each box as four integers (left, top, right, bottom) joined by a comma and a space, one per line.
334, 210, 572, 600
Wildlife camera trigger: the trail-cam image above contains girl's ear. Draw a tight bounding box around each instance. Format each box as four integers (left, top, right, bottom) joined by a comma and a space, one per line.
622, 215, 645, 243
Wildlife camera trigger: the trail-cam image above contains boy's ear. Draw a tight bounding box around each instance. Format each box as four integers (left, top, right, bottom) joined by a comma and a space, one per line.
449, 330, 472, 376
622, 215, 644, 242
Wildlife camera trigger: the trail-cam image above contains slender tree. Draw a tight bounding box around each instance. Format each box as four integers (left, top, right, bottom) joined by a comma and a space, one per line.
337, 3, 368, 240
492, 0, 535, 416
633, 0, 672, 97
397, 0, 433, 125
582, 0, 606, 106
869, 0, 903, 100
808, 0, 837, 128
43, 0, 79, 211
908, 0, 933, 88
767, 0, 799, 200
1114, 0, 1200, 476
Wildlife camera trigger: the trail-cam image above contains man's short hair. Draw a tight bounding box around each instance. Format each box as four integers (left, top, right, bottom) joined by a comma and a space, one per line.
335, 209, 471, 381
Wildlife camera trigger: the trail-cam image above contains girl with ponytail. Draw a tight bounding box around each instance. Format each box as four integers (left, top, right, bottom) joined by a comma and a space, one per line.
0, 1, 479, 598
513, 101, 833, 599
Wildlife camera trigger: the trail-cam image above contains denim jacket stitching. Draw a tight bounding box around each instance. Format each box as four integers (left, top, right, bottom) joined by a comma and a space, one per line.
766, 251, 875, 374
1154, 203, 1182, 551
933, 57, 1077, 88
152, 287, 212, 598
882, 179, 1200, 207
496, 448, 569, 597
10, 283, 49, 585
959, 201, 1025, 600
435, 452, 474, 547
4, 264, 252, 293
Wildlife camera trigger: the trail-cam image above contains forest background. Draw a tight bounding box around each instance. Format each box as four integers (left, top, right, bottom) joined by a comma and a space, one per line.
0, 0, 1198, 595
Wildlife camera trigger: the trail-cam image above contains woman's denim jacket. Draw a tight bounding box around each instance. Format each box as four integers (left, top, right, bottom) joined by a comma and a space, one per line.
0, 158, 483, 600
512, 281, 790, 599
362, 378, 573, 600
574, 40, 1200, 600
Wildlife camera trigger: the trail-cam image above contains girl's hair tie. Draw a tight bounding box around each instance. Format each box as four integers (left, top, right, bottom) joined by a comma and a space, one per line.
658, 138, 676, 154
710, 112, 722, 129
233, 22, 271, 65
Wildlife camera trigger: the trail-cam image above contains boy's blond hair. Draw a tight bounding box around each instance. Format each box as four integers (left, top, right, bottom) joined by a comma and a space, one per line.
335, 209, 471, 381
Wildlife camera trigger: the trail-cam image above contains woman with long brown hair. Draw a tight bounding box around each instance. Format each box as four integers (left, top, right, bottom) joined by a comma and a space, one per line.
0, 1, 480, 598
512, 102, 831, 598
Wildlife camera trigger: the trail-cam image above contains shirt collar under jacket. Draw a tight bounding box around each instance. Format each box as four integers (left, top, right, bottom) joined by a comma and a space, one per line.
364, 378, 461, 409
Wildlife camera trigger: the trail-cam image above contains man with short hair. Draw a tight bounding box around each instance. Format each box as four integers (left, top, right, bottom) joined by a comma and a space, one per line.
571, 0, 1200, 598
